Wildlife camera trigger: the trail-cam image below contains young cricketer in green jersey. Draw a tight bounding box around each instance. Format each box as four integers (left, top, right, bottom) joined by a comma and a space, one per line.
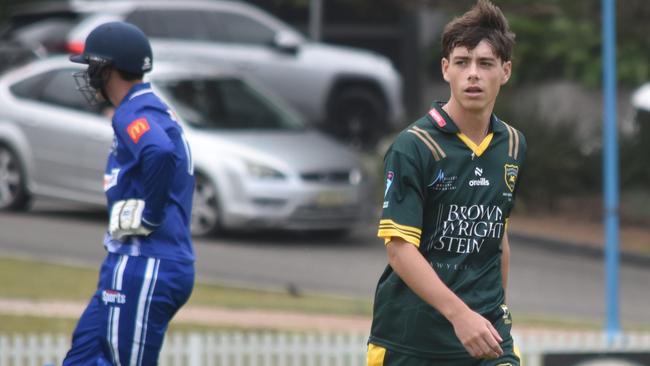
368, 1, 525, 365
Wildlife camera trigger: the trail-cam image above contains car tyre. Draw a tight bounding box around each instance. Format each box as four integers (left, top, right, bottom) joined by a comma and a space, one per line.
191, 173, 221, 237
329, 87, 387, 150
0, 144, 31, 211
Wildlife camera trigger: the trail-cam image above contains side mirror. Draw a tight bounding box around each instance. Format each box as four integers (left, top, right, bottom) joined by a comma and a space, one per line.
272, 31, 302, 54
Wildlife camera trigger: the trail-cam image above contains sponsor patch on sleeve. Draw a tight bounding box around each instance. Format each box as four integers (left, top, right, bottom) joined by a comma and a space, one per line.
126, 118, 150, 144
384, 171, 394, 199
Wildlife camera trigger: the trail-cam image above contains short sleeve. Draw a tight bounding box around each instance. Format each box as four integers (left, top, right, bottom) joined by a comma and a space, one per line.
113, 112, 173, 159
377, 148, 424, 247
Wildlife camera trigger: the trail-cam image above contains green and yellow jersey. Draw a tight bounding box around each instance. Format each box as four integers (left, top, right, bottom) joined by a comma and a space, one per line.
369, 102, 526, 360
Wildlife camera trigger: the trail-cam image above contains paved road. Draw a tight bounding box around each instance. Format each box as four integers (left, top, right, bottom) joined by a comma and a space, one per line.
0, 200, 648, 326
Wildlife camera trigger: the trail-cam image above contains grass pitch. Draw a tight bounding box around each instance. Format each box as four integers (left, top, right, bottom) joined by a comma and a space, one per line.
0, 256, 372, 333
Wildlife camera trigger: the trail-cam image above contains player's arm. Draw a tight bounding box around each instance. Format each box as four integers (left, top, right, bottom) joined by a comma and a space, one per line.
386, 237, 503, 359
501, 230, 511, 300
138, 138, 175, 226
109, 115, 176, 240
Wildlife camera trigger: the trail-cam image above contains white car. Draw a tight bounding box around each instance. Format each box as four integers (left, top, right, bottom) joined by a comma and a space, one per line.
0, 56, 369, 236
3, 0, 405, 148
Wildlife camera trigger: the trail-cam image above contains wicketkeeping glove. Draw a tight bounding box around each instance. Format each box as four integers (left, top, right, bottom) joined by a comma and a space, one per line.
109, 199, 153, 241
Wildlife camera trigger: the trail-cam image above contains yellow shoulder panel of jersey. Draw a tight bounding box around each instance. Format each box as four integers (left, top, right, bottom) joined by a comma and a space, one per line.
367, 344, 387, 366
378, 219, 422, 247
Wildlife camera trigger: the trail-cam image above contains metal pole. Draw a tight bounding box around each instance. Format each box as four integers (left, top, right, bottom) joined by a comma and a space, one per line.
602, 0, 620, 343
309, 0, 323, 42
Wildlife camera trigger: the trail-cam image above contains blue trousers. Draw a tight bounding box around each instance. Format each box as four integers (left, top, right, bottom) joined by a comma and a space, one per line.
63, 253, 194, 366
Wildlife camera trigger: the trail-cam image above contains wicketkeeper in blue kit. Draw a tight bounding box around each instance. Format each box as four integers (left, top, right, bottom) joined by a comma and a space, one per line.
64, 21, 195, 365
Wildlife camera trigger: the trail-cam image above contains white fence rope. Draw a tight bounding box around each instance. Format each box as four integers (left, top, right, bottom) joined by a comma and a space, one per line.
1, 330, 649, 366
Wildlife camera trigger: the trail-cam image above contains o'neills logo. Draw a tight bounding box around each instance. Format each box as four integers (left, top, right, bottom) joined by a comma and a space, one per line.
469, 177, 490, 187
469, 166, 490, 187
102, 289, 126, 306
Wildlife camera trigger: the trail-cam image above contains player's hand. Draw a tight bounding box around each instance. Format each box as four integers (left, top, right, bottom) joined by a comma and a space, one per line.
109, 199, 153, 241
450, 308, 503, 359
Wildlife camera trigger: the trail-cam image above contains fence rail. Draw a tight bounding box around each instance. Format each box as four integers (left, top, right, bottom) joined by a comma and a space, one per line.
1, 330, 649, 366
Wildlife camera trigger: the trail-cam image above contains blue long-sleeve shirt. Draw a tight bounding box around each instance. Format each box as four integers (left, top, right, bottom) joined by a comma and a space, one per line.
103, 82, 195, 263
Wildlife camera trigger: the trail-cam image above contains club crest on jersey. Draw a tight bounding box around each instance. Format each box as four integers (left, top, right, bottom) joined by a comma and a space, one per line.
504, 164, 519, 192
102, 289, 126, 306
127, 118, 150, 144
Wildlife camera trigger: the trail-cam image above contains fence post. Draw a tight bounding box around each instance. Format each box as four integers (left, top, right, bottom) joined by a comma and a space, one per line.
187, 332, 203, 366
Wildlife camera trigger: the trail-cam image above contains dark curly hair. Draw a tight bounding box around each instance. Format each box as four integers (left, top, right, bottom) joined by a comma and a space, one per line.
441, 0, 515, 62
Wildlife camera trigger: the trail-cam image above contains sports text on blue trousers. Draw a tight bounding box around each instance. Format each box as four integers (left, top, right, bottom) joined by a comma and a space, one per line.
63, 253, 194, 366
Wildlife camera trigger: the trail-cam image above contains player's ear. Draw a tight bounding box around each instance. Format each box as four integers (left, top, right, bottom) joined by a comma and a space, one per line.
441, 58, 450, 82
501, 60, 512, 85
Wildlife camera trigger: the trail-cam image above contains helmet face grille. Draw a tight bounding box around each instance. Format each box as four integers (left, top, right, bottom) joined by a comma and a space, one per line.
73, 61, 111, 106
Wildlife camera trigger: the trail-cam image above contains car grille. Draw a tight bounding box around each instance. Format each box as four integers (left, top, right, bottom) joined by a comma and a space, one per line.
300, 170, 351, 184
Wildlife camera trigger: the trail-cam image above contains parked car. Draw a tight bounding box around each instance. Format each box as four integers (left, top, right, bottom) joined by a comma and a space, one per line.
0, 41, 39, 74
0, 56, 369, 236
632, 83, 650, 114
1, 0, 405, 149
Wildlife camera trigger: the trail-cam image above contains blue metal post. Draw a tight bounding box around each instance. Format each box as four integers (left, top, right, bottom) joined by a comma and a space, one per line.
602, 0, 620, 342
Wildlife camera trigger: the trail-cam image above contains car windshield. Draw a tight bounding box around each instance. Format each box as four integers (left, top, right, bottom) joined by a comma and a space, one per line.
154, 77, 304, 130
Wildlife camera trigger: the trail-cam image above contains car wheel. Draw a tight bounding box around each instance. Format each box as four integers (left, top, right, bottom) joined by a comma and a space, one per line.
191, 173, 221, 237
329, 87, 387, 150
0, 144, 31, 211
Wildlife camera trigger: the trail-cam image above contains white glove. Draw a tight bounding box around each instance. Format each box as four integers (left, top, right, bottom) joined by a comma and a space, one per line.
109, 199, 153, 241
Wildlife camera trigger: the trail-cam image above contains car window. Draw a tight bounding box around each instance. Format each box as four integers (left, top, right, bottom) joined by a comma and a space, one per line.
217, 11, 275, 45
155, 77, 302, 130
11, 69, 101, 114
127, 10, 213, 41
10, 70, 51, 98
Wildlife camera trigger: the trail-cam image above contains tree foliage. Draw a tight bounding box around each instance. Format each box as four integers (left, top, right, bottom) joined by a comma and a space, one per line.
428, 0, 650, 88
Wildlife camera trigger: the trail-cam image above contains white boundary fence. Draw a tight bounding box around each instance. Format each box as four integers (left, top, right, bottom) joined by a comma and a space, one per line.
1, 330, 649, 366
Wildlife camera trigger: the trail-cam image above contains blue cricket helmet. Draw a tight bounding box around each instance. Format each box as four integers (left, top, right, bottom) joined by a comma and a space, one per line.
70, 21, 153, 74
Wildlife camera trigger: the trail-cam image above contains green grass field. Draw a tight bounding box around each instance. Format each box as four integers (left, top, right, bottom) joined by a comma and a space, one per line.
1, 255, 647, 334
0, 256, 372, 333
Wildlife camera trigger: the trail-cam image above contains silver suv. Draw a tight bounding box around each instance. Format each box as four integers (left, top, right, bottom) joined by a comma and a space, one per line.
2, 0, 405, 148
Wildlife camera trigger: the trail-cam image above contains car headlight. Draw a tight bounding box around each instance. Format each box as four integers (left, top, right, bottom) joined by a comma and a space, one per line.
245, 161, 286, 180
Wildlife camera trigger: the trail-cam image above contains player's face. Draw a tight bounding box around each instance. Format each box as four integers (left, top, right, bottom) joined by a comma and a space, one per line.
441, 40, 511, 113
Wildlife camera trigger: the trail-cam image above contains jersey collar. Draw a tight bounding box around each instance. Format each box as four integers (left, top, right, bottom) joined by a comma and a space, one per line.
426, 101, 508, 134
120, 82, 153, 106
